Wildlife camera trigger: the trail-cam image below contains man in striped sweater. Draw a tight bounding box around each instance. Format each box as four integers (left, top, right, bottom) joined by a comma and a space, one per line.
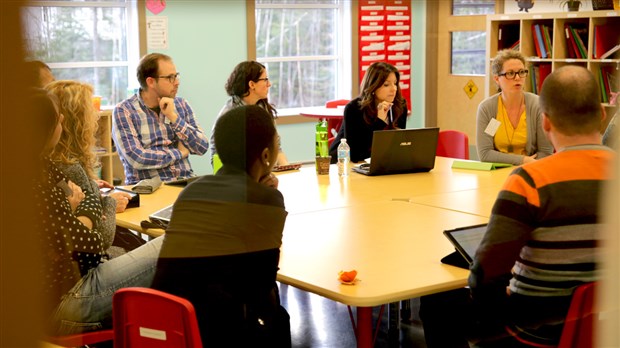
421, 65, 614, 347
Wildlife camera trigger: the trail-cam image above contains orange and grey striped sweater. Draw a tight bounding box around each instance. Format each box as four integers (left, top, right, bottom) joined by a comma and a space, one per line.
469, 144, 614, 345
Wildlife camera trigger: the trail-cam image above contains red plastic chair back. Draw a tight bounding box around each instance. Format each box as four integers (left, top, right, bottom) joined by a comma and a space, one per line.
328, 136, 336, 149
325, 99, 349, 108
113, 287, 203, 348
436, 130, 469, 160
558, 282, 597, 348
325, 99, 348, 136
46, 329, 114, 347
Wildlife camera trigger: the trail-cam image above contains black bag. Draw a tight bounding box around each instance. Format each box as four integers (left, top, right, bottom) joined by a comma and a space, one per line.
111, 226, 146, 251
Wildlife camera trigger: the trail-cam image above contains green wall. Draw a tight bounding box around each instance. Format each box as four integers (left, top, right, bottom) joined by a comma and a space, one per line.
146, 0, 426, 174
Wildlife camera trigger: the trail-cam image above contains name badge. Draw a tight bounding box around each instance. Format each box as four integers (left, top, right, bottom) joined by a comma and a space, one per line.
484, 118, 501, 136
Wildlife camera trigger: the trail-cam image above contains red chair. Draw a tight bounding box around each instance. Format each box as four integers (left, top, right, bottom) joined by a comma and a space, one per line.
46, 329, 114, 347
325, 99, 349, 108
558, 282, 597, 348
436, 130, 469, 160
325, 99, 348, 136
113, 287, 203, 348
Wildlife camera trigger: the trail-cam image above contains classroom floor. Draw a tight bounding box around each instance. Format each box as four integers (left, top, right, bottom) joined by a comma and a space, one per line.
279, 283, 428, 348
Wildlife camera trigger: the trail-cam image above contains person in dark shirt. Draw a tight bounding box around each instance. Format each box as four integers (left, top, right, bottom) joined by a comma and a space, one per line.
328, 61, 408, 163
152, 105, 290, 347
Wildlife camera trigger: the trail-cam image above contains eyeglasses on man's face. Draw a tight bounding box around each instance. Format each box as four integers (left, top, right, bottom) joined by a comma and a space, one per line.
256, 77, 269, 82
155, 72, 180, 84
498, 69, 528, 80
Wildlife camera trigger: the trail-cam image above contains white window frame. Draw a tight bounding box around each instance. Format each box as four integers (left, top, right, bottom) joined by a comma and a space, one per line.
254, 1, 352, 114
25, 1, 140, 99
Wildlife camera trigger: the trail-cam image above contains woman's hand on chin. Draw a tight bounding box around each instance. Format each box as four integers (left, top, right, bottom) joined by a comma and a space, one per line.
259, 173, 279, 189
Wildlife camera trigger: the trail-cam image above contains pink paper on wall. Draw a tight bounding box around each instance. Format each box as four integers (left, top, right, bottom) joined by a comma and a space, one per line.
146, 0, 166, 15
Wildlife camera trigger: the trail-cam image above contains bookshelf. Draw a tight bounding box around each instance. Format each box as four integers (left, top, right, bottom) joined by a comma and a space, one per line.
485, 10, 619, 127
96, 110, 124, 184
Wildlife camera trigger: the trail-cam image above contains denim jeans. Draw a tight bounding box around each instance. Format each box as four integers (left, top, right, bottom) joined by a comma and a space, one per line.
50, 236, 163, 335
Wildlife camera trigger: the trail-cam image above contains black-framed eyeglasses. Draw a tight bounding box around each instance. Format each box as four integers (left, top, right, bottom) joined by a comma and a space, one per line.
155, 72, 180, 84
256, 77, 269, 82
498, 69, 528, 80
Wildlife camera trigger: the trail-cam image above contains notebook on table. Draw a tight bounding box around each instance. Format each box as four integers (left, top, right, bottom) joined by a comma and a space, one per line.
352, 127, 439, 176
451, 160, 512, 171
441, 223, 488, 269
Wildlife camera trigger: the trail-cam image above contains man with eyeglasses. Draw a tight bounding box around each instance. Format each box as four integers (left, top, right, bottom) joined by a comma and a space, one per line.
112, 53, 209, 184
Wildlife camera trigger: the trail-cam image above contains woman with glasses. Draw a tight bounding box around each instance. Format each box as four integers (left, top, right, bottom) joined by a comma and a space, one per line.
210, 61, 289, 171
476, 50, 553, 165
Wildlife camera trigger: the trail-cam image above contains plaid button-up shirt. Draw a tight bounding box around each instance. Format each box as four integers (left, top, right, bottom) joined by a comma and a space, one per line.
112, 93, 209, 184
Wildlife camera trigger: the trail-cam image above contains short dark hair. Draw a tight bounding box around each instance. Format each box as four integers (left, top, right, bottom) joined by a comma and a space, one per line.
539, 65, 601, 135
28, 88, 60, 155
225, 61, 277, 117
137, 53, 172, 89
213, 105, 277, 172
358, 61, 406, 125
25, 60, 51, 88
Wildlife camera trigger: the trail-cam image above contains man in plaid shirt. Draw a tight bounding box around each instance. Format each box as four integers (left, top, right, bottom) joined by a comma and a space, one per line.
113, 53, 209, 184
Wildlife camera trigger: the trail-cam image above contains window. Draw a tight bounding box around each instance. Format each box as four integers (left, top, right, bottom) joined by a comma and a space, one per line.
449, 1, 494, 76
255, 0, 351, 111
22, 1, 139, 107
451, 31, 487, 75
452, 0, 495, 16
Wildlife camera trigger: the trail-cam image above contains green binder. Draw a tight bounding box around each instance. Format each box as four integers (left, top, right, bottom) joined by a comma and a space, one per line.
451, 160, 512, 171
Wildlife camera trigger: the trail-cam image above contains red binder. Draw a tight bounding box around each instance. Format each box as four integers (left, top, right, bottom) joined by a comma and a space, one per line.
537, 63, 552, 93
532, 24, 542, 58
594, 25, 619, 59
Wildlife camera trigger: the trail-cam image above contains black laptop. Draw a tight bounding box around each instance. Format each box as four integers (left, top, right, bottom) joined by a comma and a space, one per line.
352, 127, 439, 176
442, 223, 488, 269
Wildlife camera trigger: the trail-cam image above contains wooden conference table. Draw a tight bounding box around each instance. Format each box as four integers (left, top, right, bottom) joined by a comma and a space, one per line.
115, 157, 513, 348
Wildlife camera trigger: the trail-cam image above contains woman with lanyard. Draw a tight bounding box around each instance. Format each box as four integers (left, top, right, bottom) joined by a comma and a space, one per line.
328, 61, 408, 163
476, 50, 553, 165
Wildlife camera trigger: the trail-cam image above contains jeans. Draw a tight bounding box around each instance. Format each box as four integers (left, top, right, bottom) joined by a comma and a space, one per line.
50, 236, 163, 335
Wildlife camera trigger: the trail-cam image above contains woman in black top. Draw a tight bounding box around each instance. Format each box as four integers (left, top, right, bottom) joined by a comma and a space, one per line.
329, 62, 408, 163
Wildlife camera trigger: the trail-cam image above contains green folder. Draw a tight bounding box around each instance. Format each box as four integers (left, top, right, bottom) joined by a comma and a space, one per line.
451, 160, 512, 171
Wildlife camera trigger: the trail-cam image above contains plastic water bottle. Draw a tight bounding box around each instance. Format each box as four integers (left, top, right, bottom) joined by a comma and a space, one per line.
337, 138, 350, 176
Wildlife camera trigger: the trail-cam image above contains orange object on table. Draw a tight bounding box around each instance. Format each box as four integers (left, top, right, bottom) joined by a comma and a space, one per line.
338, 270, 358, 283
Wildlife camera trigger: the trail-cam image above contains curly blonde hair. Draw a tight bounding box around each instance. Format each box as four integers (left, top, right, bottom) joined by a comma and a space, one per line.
45, 80, 100, 179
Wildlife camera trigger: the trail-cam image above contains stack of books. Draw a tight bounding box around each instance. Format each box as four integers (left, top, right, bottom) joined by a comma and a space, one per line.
564, 23, 588, 59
